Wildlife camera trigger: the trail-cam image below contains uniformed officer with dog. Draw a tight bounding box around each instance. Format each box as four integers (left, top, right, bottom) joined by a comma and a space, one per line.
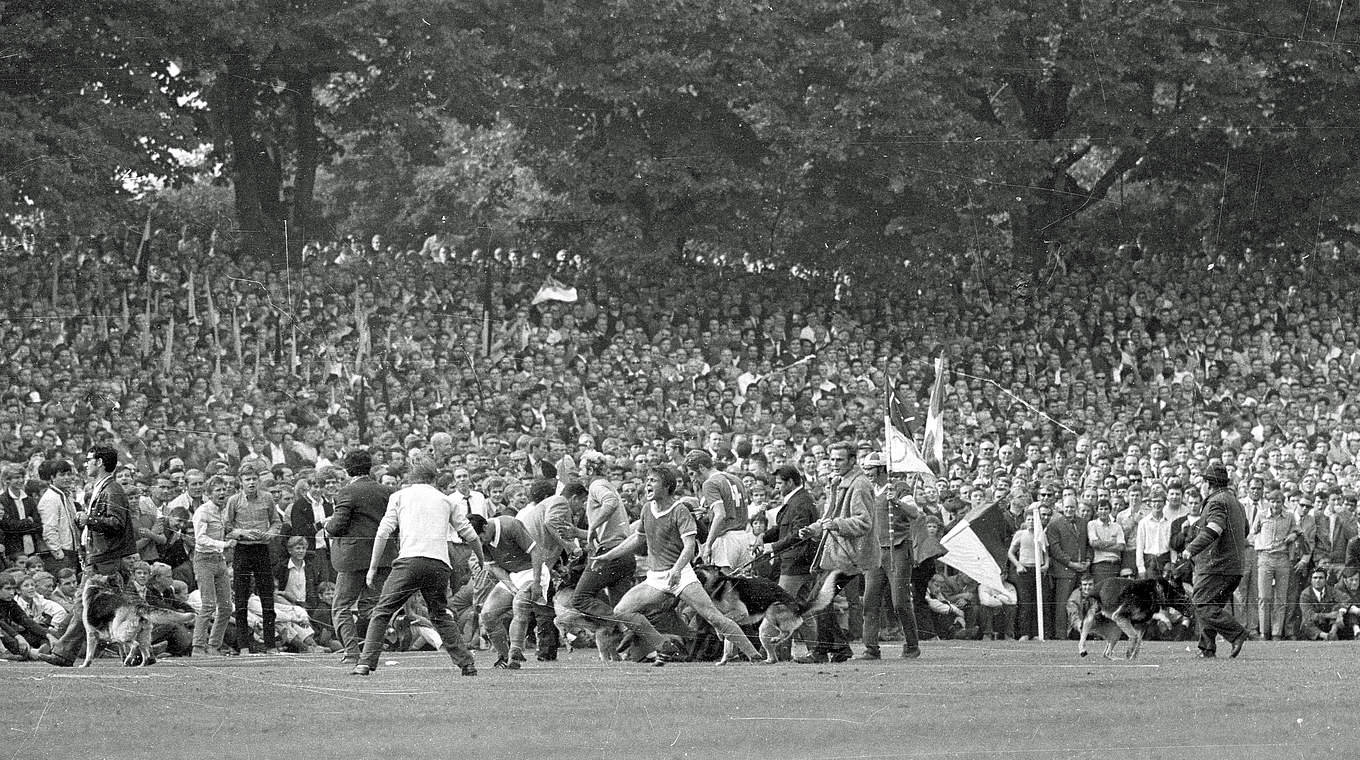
1179, 462, 1249, 658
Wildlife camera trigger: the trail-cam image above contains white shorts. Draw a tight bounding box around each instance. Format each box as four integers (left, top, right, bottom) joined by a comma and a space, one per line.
642, 566, 700, 595
507, 565, 551, 604
709, 530, 754, 570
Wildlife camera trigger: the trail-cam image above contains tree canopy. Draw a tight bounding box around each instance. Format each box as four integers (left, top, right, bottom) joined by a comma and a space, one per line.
4, 0, 1359, 270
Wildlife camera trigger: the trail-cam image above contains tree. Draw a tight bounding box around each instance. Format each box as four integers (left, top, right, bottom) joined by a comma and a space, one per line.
499, 0, 1360, 272
0, 0, 196, 235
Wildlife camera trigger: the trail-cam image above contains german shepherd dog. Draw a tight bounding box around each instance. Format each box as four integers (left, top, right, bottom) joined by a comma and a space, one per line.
697, 567, 839, 664
1078, 577, 1194, 660
80, 576, 195, 668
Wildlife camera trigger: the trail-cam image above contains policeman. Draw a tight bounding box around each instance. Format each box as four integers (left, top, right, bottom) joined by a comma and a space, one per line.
1180, 462, 1249, 658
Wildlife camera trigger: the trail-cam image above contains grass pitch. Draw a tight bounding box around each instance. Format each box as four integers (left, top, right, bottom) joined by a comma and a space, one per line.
3, 640, 1357, 760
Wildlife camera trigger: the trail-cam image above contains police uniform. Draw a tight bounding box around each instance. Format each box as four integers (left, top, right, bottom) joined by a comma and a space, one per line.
1184, 464, 1249, 657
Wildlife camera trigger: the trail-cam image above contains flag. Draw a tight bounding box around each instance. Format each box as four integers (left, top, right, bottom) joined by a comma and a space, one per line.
939, 499, 1008, 590
133, 209, 151, 271
885, 385, 931, 475
531, 275, 577, 305
922, 353, 947, 476
187, 267, 197, 324
161, 313, 175, 374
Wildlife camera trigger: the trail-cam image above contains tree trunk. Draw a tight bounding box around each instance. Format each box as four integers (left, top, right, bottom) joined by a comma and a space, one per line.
220, 52, 284, 264
287, 73, 320, 261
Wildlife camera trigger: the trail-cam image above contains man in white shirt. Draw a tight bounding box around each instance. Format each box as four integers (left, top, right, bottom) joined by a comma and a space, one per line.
1087, 501, 1125, 584
351, 459, 485, 677
1135, 494, 1173, 578
36, 460, 80, 575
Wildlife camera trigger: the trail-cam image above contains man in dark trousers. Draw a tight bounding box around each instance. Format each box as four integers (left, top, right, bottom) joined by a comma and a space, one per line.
38, 445, 138, 667
762, 464, 816, 659
1180, 463, 1249, 658
858, 453, 922, 660
324, 450, 395, 665
1046, 496, 1090, 640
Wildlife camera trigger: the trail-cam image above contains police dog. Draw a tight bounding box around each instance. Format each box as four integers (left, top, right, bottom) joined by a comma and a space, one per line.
80, 575, 195, 668
1078, 576, 1193, 660
698, 567, 838, 664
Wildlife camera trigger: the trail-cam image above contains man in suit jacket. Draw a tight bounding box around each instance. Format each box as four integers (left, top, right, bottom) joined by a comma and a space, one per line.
761, 464, 816, 659
795, 441, 872, 664
1312, 494, 1357, 582
324, 450, 395, 664
1299, 568, 1347, 640
1045, 496, 1090, 641
0, 464, 44, 561
287, 472, 335, 582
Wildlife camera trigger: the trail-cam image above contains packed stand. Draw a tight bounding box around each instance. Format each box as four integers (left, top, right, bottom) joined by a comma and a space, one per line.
2, 229, 1360, 666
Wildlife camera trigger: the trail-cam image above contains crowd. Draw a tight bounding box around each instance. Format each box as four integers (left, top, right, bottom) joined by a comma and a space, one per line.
4, 226, 1360, 668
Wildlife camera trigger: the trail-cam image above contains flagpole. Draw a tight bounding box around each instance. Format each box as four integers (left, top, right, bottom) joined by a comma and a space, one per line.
1033, 502, 1045, 642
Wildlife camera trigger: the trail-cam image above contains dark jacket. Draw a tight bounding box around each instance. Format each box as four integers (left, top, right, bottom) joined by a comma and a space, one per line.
0, 596, 48, 647
763, 487, 815, 575
324, 477, 396, 572
86, 478, 137, 566
273, 556, 322, 612
1186, 486, 1247, 576
0, 491, 44, 558
286, 496, 333, 547
1045, 514, 1089, 579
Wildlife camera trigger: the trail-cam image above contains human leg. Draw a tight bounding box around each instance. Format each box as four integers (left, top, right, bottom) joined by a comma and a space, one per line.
479, 584, 515, 661
192, 556, 222, 649
886, 543, 920, 652
231, 551, 254, 651
415, 561, 475, 672
356, 559, 420, 671
860, 563, 888, 655
244, 546, 277, 649
1193, 572, 1244, 655
331, 569, 364, 657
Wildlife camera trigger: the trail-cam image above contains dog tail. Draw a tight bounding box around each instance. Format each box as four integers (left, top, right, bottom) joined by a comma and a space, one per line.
141, 608, 196, 626
796, 572, 840, 617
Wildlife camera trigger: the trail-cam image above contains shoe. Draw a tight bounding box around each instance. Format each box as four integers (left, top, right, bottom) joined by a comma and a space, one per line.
217, 648, 240, 657
37, 652, 73, 667
460, 665, 478, 676
1229, 630, 1248, 659
349, 664, 371, 676
856, 650, 881, 660
509, 649, 526, 663
536, 651, 557, 662
1197, 650, 1216, 658
492, 657, 520, 670
192, 646, 208, 657
829, 649, 853, 663
901, 646, 921, 659
339, 655, 359, 665
651, 651, 670, 668
794, 653, 829, 664
264, 648, 281, 655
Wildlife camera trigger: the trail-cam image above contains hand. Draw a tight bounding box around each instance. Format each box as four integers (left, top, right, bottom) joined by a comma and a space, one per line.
1294, 559, 1310, 573
138, 528, 153, 539
665, 568, 682, 590
528, 581, 543, 602
226, 539, 239, 549
51, 549, 64, 561
365, 568, 378, 588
